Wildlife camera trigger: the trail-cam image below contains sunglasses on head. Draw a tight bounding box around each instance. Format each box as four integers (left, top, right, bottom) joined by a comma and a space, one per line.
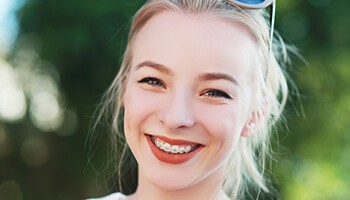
226, 0, 276, 49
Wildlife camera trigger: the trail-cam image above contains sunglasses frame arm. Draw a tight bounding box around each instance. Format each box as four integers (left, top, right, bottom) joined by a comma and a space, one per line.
228, 0, 274, 9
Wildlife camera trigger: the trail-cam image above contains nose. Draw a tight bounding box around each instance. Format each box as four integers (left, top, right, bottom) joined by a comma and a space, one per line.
157, 92, 196, 131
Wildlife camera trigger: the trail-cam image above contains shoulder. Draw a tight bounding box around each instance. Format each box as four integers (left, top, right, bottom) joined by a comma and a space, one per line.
86, 192, 126, 200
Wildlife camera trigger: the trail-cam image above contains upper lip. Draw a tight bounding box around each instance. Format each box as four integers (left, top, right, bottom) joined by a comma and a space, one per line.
146, 134, 204, 146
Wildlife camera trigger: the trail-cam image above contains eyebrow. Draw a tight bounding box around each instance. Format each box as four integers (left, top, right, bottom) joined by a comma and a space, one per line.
198, 72, 240, 86
135, 61, 174, 76
135, 60, 239, 86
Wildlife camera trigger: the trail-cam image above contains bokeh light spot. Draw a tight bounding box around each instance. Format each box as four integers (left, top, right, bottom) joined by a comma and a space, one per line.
29, 92, 63, 131
0, 87, 27, 122
0, 180, 23, 200
0, 59, 17, 88
27, 73, 59, 99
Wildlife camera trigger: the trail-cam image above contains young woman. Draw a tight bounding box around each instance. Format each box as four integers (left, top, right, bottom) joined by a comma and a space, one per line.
89, 0, 293, 199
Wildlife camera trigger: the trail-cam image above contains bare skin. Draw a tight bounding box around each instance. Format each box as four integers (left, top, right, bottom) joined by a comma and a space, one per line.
122, 10, 257, 200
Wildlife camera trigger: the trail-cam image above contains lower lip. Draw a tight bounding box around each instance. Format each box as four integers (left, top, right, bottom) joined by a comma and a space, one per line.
146, 135, 203, 164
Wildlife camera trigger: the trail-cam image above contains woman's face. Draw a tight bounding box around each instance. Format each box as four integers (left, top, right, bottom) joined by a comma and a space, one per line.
123, 11, 258, 190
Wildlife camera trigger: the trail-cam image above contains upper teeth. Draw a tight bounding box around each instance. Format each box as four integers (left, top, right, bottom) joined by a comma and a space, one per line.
153, 137, 194, 154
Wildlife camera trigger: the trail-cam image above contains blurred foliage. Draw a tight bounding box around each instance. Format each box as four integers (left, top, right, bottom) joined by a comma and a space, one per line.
0, 0, 349, 199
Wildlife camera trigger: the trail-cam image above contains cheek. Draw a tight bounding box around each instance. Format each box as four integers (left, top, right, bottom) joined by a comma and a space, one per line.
123, 85, 162, 134
123, 85, 162, 158
197, 104, 246, 149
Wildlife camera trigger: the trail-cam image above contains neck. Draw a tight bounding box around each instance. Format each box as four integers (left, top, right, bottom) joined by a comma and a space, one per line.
128, 167, 230, 200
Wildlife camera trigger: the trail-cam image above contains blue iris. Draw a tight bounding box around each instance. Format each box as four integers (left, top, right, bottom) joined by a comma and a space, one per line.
235, 0, 264, 4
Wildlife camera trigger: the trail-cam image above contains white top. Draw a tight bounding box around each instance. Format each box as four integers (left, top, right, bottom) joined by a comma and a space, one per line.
87, 193, 126, 200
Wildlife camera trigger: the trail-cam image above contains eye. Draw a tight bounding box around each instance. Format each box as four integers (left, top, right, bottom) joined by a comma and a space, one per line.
138, 77, 165, 88
202, 89, 232, 99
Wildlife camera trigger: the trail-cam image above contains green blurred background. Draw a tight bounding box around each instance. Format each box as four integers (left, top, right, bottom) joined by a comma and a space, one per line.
0, 0, 349, 199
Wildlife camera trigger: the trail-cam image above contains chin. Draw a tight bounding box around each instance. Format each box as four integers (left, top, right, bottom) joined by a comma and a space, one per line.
143, 165, 201, 191
150, 175, 194, 191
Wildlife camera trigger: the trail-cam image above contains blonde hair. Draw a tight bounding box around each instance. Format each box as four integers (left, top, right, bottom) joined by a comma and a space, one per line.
92, 0, 293, 199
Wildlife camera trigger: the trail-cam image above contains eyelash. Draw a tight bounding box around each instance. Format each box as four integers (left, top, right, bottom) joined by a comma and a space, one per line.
137, 77, 232, 100
138, 77, 165, 88
203, 89, 232, 99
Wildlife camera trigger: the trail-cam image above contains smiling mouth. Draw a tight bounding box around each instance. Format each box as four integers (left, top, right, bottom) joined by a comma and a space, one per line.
146, 134, 204, 164
150, 136, 201, 154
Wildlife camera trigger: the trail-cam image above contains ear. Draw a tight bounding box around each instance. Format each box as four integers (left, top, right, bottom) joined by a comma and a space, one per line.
241, 98, 269, 137
241, 112, 258, 137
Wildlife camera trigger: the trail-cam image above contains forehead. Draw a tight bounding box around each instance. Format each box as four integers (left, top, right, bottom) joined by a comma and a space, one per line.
131, 11, 257, 76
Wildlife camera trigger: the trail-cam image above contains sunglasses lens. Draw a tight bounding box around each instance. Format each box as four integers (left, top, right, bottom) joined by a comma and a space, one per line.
235, 0, 265, 4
